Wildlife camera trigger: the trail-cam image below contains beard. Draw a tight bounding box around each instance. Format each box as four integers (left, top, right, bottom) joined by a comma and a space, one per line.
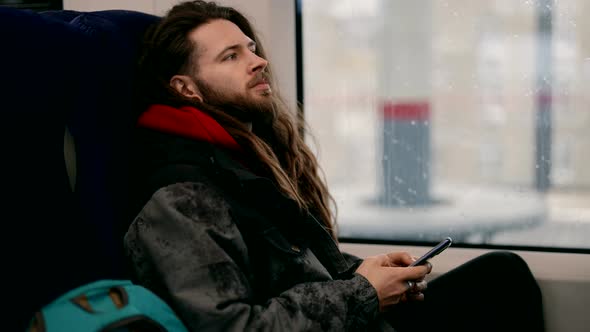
191, 76, 290, 159
194, 77, 275, 125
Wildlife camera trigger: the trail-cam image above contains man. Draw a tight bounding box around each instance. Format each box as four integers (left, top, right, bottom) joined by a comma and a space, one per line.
125, 1, 545, 331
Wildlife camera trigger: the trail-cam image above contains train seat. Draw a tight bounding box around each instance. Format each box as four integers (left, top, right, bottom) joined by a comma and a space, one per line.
0, 7, 158, 329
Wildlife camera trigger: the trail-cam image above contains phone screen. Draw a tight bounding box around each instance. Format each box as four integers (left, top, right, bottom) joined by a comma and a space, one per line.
409, 237, 453, 266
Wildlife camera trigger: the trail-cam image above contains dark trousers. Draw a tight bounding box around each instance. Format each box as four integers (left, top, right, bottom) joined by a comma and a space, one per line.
388, 251, 545, 332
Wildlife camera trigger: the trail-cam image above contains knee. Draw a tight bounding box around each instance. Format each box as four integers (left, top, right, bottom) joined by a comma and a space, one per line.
481, 251, 539, 286
480, 250, 522, 263
479, 251, 527, 271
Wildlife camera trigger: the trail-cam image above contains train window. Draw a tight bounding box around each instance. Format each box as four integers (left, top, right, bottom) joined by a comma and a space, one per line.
299, 0, 589, 251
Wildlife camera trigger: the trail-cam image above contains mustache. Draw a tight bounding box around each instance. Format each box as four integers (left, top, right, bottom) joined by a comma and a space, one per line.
247, 71, 270, 88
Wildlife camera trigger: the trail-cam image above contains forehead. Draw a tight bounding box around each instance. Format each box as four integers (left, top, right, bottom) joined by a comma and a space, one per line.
188, 19, 252, 59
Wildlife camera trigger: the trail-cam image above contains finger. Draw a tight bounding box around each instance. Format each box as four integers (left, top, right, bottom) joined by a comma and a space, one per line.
412, 280, 428, 293
406, 292, 425, 302
400, 292, 409, 303
425, 261, 433, 273
403, 265, 430, 280
385, 252, 414, 266
405, 280, 416, 292
406, 279, 427, 293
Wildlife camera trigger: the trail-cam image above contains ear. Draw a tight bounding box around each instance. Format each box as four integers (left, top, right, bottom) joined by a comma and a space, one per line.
170, 75, 203, 102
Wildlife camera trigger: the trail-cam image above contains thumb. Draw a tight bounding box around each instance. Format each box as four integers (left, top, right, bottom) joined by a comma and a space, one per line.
400, 254, 416, 267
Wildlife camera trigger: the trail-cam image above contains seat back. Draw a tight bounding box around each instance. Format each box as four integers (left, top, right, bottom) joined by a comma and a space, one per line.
0, 7, 159, 329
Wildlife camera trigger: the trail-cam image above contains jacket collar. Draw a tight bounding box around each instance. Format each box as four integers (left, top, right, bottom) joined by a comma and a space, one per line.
138, 104, 242, 154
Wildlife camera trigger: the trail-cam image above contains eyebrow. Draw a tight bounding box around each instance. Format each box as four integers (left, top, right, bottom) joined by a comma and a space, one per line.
215, 40, 257, 60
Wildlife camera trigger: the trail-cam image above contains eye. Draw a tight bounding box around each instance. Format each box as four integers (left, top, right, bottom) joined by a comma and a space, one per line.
223, 53, 238, 61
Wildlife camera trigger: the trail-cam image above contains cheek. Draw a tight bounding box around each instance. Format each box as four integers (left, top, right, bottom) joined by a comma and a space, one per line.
207, 72, 244, 93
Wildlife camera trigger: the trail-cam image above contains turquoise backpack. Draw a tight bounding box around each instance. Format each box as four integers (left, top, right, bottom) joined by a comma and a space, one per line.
27, 279, 189, 332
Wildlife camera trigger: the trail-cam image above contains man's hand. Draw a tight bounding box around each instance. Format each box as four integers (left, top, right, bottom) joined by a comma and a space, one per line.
355, 252, 432, 312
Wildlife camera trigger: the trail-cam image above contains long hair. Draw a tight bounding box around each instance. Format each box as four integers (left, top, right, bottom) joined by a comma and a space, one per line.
137, 1, 338, 239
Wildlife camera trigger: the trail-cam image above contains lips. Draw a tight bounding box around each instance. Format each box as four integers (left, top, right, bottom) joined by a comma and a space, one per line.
253, 80, 270, 90
248, 74, 270, 89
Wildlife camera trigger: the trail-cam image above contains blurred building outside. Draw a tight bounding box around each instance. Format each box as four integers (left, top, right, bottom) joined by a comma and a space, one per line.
302, 0, 590, 249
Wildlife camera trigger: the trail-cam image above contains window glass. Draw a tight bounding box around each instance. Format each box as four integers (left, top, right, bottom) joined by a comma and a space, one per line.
301, 0, 590, 250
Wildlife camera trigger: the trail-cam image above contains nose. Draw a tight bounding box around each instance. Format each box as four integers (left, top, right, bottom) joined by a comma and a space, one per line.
249, 53, 268, 74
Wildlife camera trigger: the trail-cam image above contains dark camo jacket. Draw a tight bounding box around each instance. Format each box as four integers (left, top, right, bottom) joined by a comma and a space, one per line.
124, 130, 395, 331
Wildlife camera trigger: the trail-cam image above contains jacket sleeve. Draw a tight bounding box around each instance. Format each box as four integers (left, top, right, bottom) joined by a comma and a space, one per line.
124, 182, 380, 332
340, 252, 364, 273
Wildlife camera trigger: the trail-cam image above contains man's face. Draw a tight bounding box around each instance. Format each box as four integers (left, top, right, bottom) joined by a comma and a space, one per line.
188, 19, 272, 109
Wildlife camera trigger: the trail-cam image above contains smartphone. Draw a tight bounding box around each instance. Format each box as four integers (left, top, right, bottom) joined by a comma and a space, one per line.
409, 237, 453, 266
